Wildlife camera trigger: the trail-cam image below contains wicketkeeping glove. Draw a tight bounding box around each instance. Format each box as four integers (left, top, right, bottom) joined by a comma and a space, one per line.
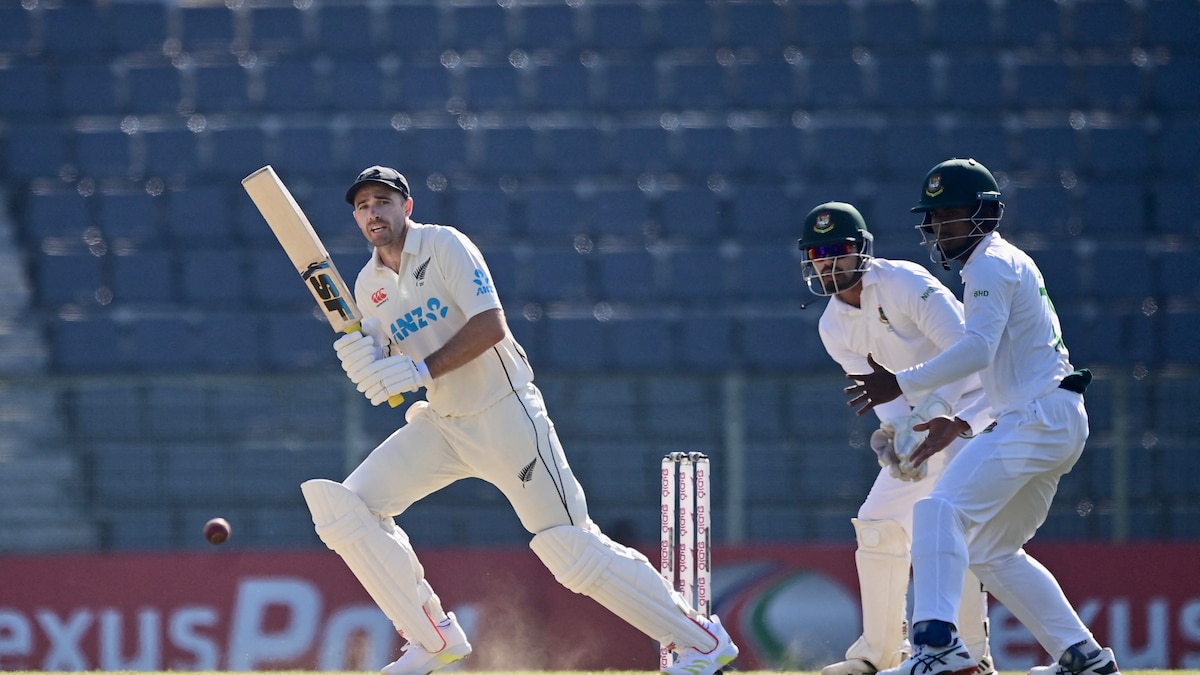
356, 355, 432, 406
893, 394, 953, 481
870, 422, 908, 482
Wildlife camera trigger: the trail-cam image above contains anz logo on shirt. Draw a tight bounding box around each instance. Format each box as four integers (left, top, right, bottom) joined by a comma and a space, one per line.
390, 298, 450, 341
473, 268, 494, 295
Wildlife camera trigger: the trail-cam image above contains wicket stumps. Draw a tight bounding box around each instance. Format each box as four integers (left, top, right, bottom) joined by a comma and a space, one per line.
660, 452, 711, 667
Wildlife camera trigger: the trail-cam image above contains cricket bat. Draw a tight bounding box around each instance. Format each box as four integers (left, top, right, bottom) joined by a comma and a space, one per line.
241, 165, 402, 407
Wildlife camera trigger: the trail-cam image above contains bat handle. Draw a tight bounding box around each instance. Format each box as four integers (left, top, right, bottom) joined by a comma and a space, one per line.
345, 322, 404, 408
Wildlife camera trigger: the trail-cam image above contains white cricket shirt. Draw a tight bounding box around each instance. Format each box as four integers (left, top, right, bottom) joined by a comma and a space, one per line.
897, 231, 1074, 417
820, 258, 990, 433
354, 222, 534, 417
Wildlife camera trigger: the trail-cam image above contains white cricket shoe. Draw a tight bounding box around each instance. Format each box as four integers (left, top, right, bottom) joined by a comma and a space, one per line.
878, 637, 977, 675
974, 654, 996, 675
822, 657, 881, 675
1029, 647, 1120, 675
381, 612, 472, 675
661, 614, 739, 675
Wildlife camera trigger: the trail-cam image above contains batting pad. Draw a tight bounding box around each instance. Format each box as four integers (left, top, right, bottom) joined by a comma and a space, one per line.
847, 518, 910, 669
300, 479, 447, 651
530, 524, 718, 652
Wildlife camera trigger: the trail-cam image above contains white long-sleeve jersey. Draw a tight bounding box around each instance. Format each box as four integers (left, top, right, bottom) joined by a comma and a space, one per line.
354, 222, 534, 417
820, 258, 990, 433
896, 231, 1074, 417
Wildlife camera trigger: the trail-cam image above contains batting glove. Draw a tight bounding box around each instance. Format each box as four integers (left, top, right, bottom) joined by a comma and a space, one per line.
356, 355, 432, 405
335, 317, 386, 384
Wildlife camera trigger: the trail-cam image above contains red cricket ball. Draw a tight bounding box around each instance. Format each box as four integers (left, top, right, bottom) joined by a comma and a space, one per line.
204, 517, 231, 545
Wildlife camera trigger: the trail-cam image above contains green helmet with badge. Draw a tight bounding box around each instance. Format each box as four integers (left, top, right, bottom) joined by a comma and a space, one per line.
797, 201, 874, 297
911, 157, 1002, 214
912, 158, 1004, 268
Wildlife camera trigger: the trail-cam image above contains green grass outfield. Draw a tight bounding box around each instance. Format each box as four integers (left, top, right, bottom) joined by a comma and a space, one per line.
6, 671, 1198, 675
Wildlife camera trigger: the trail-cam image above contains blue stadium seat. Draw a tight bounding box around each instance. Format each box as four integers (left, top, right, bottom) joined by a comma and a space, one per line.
596, 250, 659, 302
251, 507, 322, 547
585, 3, 648, 51
111, 249, 175, 305
396, 63, 454, 113
102, 508, 175, 549
539, 126, 606, 175
1020, 124, 1082, 172
409, 125, 469, 175
478, 126, 537, 174
655, 3, 716, 50
1087, 126, 1150, 178
1013, 60, 1075, 109
1163, 308, 1200, 364
6, 124, 68, 178
1005, 183, 1074, 234
75, 129, 133, 177
518, 3, 579, 51
0, 6, 33, 54
659, 186, 721, 242
668, 246, 729, 303
250, 249, 311, 309
805, 56, 867, 108
601, 62, 659, 111
129, 316, 195, 371
36, 251, 104, 306
192, 63, 251, 112
247, 5, 307, 53
143, 128, 201, 176
92, 444, 162, 503
26, 190, 93, 242
1001, 0, 1064, 49
734, 59, 798, 109
668, 60, 730, 110
181, 249, 248, 309
163, 442, 232, 500
678, 315, 734, 370
207, 125, 269, 177
737, 246, 804, 302
196, 313, 262, 371
609, 124, 672, 175
0, 64, 51, 116
530, 61, 592, 110
126, 64, 183, 114
1160, 250, 1199, 302
880, 121, 945, 174
590, 185, 651, 242
942, 55, 1006, 109
524, 249, 587, 302
73, 385, 142, 438
478, 244, 517, 301
1150, 58, 1200, 111
928, 0, 996, 49
463, 63, 523, 111
179, 5, 236, 53
449, 185, 511, 237
1079, 61, 1146, 112
724, 1, 790, 51
739, 123, 804, 176
53, 316, 121, 372
111, 2, 169, 53
259, 57, 323, 112
675, 126, 738, 176
449, 3, 510, 54
1069, 0, 1136, 51
344, 125, 409, 174
314, 4, 372, 55
1159, 122, 1200, 172
264, 314, 336, 370
42, 4, 109, 56
729, 184, 795, 237
794, 2, 855, 51
944, 123, 1010, 169
98, 190, 161, 244
59, 64, 118, 115
543, 316, 609, 370
1153, 181, 1198, 235
1145, 0, 1200, 48
611, 317, 674, 369
1086, 244, 1153, 300
805, 121, 877, 176
738, 314, 825, 370
861, 0, 925, 53
521, 186, 585, 239
1030, 245, 1082, 303
383, 4, 442, 57
273, 125, 337, 174
872, 56, 934, 110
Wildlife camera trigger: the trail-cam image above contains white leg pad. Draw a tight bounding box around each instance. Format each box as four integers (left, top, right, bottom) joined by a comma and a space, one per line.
530, 523, 718, 652
300, 479, 447, 652
846, 518, 911, 670
958, 570, 991, 664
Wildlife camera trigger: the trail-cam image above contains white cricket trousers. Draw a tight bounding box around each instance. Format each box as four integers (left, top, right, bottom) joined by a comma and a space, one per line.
911, 387, 1097, 659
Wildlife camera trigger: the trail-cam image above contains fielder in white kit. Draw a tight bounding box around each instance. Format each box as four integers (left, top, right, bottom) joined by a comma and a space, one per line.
798, 202, 993, 675
845, 159, 1120, 675
300, 166, 738, 675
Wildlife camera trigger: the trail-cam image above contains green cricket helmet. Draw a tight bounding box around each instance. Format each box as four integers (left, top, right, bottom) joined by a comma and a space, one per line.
912, 158, 1004, 268
797, 201, 874, 297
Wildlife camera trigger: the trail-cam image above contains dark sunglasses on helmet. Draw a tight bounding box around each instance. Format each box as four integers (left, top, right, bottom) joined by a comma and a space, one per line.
803, 242, 857, 259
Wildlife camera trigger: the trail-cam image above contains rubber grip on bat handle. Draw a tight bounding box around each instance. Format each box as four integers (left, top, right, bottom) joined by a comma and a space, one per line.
345, 321, 404, 407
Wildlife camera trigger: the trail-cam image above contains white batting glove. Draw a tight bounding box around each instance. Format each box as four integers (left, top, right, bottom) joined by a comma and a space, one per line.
334, 317, 386, 383
894, 394, 953, 481
356, 355, 432, 405
870, 423, 908, 482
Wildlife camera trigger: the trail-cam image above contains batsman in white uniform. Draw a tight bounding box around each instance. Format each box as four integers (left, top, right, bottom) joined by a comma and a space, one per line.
301, 166, 738, 675
845, 159, 1121, 675
798, 202, 993, 675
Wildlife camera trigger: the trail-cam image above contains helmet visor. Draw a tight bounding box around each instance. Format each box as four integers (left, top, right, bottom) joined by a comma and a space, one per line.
801, 241, 858, 262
